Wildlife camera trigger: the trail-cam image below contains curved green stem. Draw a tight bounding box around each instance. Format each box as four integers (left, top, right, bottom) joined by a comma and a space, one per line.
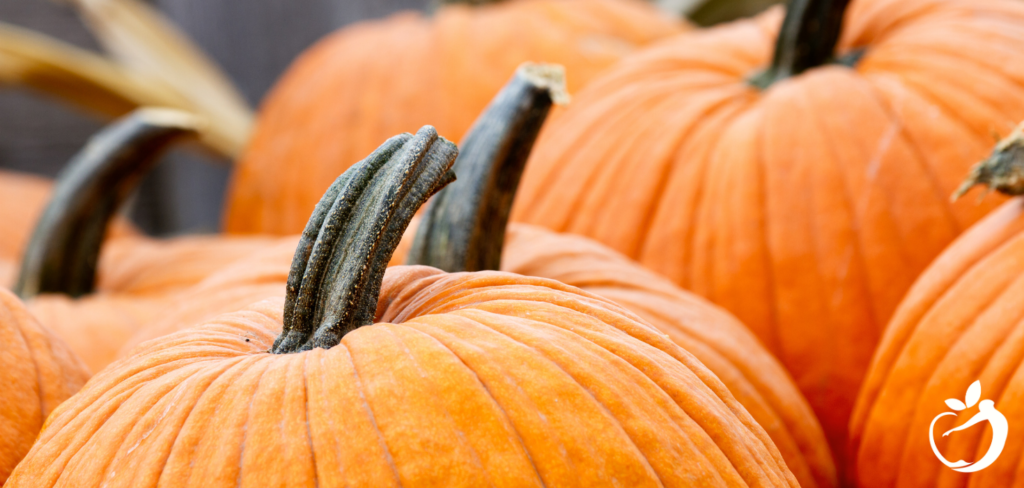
15, 108, 199, 299
749, 0, 851, 89
406, 63, 567, 272
272, 126, 458, 354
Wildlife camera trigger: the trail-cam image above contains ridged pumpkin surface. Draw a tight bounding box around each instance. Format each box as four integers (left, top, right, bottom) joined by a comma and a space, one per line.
27, 234, 282, 373
0, 288, 89, 484
850, 198, 1024, 487
124, 223, 835, 488
497, 224, 836, 488
9, 268, 799, 487
116, 235, 299, 355
510, 0, 1024, 461
223, 0, 683, 235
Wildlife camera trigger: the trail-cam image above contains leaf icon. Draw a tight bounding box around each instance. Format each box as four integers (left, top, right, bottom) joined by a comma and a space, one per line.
946, 398, 967, 411
966, 381, 981, 408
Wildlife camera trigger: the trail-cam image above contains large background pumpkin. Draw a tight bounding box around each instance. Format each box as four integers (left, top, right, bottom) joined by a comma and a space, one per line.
850, 198, 1024, 486
508, 0, 1024, 465
222, 0, 684, 235
0, 288, 88, 484
849, 138, 1024, 486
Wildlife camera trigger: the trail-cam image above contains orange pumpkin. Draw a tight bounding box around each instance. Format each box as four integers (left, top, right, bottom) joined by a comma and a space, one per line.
509, 0, 1024, 464
28, 234, 279, 372
850, 128, 1024, 486
0, 288, 89, 484
222, 0, 684, 235
8, 126, 799, 487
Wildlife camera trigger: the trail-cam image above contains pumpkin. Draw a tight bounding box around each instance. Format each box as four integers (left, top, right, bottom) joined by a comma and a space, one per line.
401, 63, 836, 487
0, 288, 89, 484
508, 0, 1024, 465
850, 126, 1024, 486
8, 125, 799, 487
222, 0, 685, 235
0, 169, 136, 279
13, 108, 275, 372
115, 66, 835, 487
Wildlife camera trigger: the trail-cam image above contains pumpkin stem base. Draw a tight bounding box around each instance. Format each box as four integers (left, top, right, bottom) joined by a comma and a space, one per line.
750, 0, 851, 89
954, 124, 1024, 200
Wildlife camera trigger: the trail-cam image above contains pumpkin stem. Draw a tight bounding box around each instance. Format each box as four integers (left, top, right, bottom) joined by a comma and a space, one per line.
749, 0, 851, 89
406, 63, 567, 272
272, 126, 458, 354
953, 123, 1024, 200
14, 108, 200, 299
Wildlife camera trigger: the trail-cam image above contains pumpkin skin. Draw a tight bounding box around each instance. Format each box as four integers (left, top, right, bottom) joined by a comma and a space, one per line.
510, 0, 1024, 462
122, 222, 836, 488
495, 224, 836, 488
26, 234, 280, 372
9, 268, 799, 487
114, 234, 299, 355
222, 0, 684, 235
0, 288, 89, 484
849, 197, 1024, 487
93, 234, 282, 296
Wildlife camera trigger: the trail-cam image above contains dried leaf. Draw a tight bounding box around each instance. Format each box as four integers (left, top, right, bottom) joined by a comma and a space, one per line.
65, 0, 253, 157
0, 21, 182, 117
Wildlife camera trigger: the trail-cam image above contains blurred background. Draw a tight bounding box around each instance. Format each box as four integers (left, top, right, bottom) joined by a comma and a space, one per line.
0, 0, 781, 236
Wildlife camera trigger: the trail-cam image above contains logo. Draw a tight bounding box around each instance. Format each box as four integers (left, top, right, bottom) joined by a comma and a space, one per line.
929, 381, 1008, 473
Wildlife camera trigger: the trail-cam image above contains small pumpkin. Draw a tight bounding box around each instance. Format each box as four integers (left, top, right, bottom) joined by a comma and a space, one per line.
0, 288, 89, 484
850, 126, 1024, 487
509, 0, 1024, 465
7, 125, 798, 487
222, 0, 685, 235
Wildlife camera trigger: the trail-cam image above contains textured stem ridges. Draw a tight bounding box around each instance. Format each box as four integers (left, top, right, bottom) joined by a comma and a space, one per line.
272, 126, 458, 354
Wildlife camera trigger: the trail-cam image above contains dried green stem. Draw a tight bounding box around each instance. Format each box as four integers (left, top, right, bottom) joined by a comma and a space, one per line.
407, 63, 566, 272
15, 108, 199, 299
272, 126, 458, 354
749, 0, 851, 89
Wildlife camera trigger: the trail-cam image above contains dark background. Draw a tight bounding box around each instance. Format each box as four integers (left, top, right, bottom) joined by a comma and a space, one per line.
0, 0, 428, 236
0, 0, 780, 236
